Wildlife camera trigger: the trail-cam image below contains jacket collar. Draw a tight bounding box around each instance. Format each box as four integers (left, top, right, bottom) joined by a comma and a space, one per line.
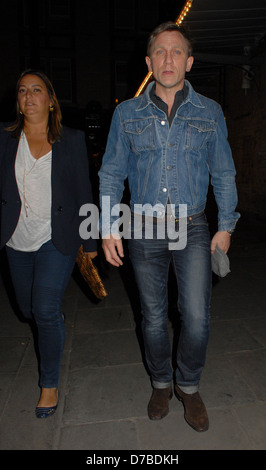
136, 79, 205, 112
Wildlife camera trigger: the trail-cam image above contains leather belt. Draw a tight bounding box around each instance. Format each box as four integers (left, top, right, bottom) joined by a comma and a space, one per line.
133, 214, 193, 224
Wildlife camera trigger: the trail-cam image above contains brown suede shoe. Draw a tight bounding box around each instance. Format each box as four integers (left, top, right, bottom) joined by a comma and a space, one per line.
175, 385, 209, 432
148, 386, 173, 420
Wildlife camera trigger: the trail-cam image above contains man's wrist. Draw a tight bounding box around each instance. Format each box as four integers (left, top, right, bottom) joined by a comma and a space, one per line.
218, 228, 235, 236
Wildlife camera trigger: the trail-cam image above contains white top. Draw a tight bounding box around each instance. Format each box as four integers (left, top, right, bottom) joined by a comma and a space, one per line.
6, 132, 52, 251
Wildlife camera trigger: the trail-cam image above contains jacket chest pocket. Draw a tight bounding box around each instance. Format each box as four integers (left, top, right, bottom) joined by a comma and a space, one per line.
124, 120, 155, 151
186, 120, 216, 150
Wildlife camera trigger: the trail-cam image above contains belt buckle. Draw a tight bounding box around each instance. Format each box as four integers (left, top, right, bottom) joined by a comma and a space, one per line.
168, 214, 179, 222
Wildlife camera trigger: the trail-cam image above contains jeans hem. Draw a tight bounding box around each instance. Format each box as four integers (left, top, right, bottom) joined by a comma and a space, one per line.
40, 384, 59, 389
152, 381, 172, 389
176, 383, 199, 394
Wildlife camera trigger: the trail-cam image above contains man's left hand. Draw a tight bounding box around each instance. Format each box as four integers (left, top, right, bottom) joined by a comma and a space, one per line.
211, 231, 231, 254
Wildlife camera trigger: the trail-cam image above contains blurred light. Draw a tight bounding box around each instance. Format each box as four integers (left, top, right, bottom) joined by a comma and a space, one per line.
176, 0, 193, 26
134, 72, 153, 98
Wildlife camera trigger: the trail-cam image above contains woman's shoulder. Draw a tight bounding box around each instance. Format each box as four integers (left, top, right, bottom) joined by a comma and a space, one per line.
61, 125, 85, 139
56, 126, 86, 150
0, 122, 11, 131
0, 122, 15, 141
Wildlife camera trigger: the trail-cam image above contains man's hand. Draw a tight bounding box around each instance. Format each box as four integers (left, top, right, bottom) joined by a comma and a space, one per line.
102, 233, 124, 267
211, 231, 231, 254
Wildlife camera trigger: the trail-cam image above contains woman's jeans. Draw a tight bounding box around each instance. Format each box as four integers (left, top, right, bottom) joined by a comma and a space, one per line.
6, 240, 77, 389
128, 212, 212, 393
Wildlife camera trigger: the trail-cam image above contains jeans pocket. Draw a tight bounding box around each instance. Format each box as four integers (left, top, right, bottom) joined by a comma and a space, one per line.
189, 212, 208, 226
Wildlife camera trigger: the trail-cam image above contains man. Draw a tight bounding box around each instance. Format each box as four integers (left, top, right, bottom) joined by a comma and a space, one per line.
99, 22, 240, 432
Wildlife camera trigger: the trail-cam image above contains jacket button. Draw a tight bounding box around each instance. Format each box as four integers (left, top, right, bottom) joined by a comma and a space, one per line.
58, 206, 63, 212
1, 200, 7, 205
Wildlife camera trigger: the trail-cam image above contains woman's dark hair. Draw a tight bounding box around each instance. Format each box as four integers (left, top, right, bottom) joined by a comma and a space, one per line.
7, 69, 62, 143
147, 21, 193, 57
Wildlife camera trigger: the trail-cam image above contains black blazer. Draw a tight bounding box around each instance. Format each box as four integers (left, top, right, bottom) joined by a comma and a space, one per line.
0, 124, 97, 254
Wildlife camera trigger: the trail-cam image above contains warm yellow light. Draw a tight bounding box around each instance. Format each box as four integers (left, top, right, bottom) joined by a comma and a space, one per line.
134, 71, 153, 97
176, 0, 193, 25
134, 0, 193, 97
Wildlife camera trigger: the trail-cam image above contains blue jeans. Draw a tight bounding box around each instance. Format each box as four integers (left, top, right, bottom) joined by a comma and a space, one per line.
128, 212, 212, 393
6, 240, 77, 388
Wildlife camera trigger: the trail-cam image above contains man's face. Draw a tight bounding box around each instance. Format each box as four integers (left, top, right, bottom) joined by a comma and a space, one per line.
145, 30, 194, 93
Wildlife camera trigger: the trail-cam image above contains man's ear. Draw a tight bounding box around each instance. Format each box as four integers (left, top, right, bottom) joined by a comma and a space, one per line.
186, 55, 194, 72
145, 56, 152, 72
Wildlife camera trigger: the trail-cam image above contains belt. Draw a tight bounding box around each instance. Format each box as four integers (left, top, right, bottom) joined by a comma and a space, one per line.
131, 212, 203, 224
133, 214, 192, 224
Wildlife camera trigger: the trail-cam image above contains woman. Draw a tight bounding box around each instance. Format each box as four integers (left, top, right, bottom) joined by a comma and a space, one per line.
0, 70, 97, 418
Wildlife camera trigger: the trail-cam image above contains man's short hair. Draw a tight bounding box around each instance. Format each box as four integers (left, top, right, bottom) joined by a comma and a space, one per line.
147, 21, 193, 57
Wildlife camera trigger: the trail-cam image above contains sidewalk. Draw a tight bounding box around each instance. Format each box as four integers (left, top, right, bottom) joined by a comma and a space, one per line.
0, 215, 266, 451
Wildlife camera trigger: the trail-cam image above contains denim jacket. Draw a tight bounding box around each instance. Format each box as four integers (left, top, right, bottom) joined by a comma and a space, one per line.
99, 80, 240, 235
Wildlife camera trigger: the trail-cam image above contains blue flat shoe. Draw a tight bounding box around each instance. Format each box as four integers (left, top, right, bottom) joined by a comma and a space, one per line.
35, 403, 58, 419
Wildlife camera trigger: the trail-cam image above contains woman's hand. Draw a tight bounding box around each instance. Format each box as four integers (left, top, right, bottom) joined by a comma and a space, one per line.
84, 251, 98, 259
